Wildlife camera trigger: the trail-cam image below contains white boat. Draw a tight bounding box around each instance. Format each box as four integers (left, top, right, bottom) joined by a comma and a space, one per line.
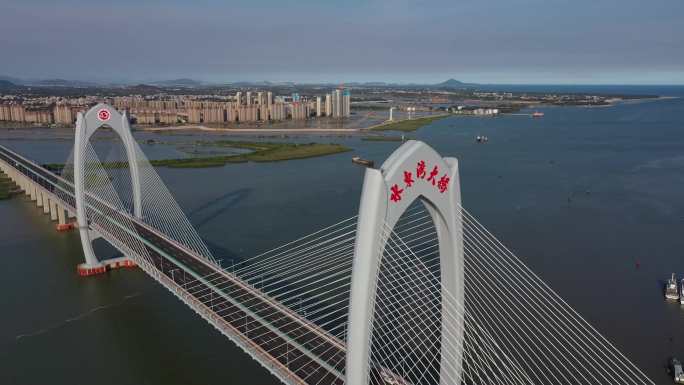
666, 273, 679, 300
679, 279, 684, 305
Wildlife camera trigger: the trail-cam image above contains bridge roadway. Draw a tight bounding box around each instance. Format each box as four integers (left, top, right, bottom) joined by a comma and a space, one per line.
0, 144, 347, 385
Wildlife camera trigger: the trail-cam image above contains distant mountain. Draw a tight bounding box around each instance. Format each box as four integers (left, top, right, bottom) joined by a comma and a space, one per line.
0, 79, 17, 89
434, 78, 476, 88
150, 78, 203, 87
0, 76, 101, 87
126, 84, 163, 93
225, 80, 297, 87
0, 75, 25, 85
26, 78, 99, 87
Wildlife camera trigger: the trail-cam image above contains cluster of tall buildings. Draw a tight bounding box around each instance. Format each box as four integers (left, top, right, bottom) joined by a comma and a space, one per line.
0, 88, 351, 126
0, 95, 100, 125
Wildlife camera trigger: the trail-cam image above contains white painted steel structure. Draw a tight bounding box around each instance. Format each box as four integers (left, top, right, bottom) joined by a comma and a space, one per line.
73, 104, 142, 268
346, 141, 463, 385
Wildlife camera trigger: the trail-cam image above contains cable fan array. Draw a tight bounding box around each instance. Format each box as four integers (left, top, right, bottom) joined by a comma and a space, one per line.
195, 199, 655, 385
364, 200, 655, 385
58, 135, 216, 265
56, 140, 155, 266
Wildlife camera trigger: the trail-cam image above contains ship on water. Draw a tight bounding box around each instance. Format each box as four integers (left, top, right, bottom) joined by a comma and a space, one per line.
351, 156, 374, 167
532, 111, 544, 118
679, 279, 684, 305
666, 273, 680, 300
671, 357, 684, 384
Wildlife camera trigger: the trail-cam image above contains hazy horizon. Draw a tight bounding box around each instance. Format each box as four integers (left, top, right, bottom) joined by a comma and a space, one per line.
1, 0, 682, 85
3, 75, 684, 87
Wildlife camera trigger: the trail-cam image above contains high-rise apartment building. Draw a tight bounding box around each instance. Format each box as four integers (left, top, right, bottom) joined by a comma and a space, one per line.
343, 89, 351, 118
270, 102, 286, 121
335, 89, 343, 118
325, 94, 332, 117
329, 88, 351, 118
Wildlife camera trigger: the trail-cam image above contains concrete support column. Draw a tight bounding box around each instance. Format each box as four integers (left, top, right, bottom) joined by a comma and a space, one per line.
42, 193, 50, 214
30, 184, 37, 201
57, 204, 66, 225
36, 188, 43, 207
49, 200, 58, 221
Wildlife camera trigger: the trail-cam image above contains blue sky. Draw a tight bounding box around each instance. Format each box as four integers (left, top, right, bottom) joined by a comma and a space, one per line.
0, 0, 682, 84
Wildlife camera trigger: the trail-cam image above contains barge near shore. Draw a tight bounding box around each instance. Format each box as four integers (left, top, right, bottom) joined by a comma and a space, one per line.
351, 156, 374, 167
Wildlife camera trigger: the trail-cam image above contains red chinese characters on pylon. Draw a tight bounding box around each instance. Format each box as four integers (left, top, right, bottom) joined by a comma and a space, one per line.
389, 160, 450, 203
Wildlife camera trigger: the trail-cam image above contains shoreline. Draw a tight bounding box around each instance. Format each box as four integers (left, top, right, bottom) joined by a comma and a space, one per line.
138, 125, 363, 134
365, 113, 450, 131
137, 113, 451, 135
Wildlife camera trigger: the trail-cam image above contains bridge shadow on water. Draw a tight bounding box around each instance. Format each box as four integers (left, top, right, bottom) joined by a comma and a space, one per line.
188, 188, 252, 262
89, 188, 251, 263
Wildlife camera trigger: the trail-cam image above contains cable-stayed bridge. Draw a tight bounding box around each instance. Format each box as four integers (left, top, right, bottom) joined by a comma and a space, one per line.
0, 104, 656, 385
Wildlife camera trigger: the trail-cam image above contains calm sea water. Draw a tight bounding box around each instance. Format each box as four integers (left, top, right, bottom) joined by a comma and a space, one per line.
1, 86, 683, 384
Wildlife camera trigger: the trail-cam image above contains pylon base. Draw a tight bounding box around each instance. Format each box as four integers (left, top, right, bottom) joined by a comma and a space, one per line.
56, 223, 75, 231
77, 263, 107, 277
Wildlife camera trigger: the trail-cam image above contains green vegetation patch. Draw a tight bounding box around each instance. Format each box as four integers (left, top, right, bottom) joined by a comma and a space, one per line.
370, 115, 449, 132
155, 140, 351, 168
361, 136, 405, 142
44, 140, 352, 169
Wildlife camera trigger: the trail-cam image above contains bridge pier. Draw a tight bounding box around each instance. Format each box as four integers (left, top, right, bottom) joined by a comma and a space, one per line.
42, 192, 50, 214
36, 189, 43, 207
55, 204, 74, 231
75, 222, 106, 276
49, 199, 58, 221
29, 184, 36, 201
57, 205, 66, 225
23, 178, 30, 195
15, 173, 26, 195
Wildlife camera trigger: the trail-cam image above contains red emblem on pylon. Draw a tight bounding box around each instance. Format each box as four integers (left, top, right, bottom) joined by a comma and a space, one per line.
97, 109, 111, 122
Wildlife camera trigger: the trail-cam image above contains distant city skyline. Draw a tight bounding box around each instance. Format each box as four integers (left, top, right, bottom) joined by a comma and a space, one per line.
1, 0, 683, 85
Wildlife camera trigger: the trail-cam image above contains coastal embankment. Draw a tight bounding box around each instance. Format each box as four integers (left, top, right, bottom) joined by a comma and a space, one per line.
368, 114, 450, 132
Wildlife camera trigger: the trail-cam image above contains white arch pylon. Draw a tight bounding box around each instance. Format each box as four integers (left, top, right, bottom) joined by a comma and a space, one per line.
73, 103, 142, 273
346, 140, 464, 385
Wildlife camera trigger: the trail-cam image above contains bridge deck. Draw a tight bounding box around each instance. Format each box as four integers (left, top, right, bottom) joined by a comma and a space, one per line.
0, 144, 346, 385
